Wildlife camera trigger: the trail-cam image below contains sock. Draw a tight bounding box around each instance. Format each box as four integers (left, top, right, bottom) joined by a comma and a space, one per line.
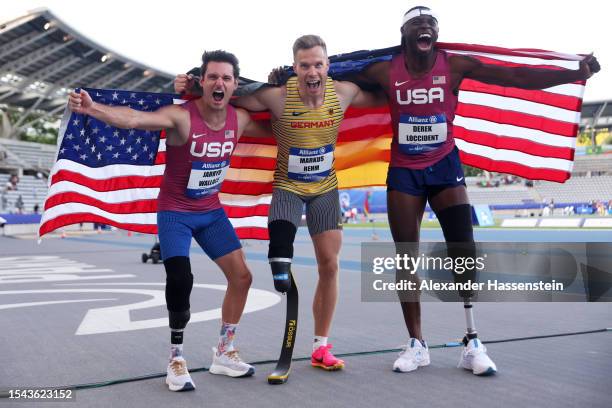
217, 322, 238, 356
170, 329, 184, 359
313, 336, 328, 351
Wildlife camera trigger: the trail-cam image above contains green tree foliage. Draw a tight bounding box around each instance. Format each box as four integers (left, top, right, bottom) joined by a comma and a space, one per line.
0, 107, 59, 145
462, 164, 483, 177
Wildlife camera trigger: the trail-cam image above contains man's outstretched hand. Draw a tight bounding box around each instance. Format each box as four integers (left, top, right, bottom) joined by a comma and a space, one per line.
579, 54, 601, 80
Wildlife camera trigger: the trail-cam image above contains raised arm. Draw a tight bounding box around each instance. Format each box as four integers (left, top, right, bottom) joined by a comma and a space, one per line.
233, 86, 285, 119
174, 72, 284, 117
68, 89, 181, 131
236, 108, 273, 139
452, 54, 600, 90
232, 90, 272, 112
334, 80, 388, 111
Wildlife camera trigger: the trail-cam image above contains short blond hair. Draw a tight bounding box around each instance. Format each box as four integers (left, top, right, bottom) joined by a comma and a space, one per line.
292, 35, 327, 58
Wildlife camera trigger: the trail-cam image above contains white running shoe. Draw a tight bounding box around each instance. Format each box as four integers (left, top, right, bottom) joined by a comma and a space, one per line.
458, 338, 497, 376
166, 357, 195, 392
393, 338, 430, 373
209, 348, 255, 378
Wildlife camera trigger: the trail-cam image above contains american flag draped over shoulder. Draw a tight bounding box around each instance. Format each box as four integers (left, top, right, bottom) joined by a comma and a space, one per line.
39, 43, 588, 239
326, 42, 586, 186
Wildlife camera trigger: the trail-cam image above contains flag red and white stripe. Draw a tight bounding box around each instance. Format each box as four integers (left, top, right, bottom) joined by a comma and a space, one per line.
40, 43, 588, 239
439, 42, 586, 182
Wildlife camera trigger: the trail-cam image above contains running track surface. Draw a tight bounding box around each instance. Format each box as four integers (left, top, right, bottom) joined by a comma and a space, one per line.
0, 227, 610, 408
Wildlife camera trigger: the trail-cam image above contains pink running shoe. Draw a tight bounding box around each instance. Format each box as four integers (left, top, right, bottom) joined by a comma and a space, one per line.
311, 344, 345, 371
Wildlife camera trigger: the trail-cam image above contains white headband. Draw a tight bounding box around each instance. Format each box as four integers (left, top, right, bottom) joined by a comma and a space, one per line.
402, 8, 438, 26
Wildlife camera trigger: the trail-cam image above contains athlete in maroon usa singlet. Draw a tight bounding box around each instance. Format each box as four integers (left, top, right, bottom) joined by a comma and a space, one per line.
69, 50, 270, 390
388, 48, 458, 168
157, 100, 237, 212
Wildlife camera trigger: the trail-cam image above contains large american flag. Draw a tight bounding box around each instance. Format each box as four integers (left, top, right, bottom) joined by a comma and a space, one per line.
39, 43, 588, 239
39, 89, 176, 237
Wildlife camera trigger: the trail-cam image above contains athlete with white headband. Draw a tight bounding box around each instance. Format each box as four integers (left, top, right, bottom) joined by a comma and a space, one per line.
401, 7, 438, 25
358, 5, 600, 375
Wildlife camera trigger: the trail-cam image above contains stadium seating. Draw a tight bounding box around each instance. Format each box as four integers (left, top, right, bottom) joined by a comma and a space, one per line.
535, 176, 612, 204
466, 186, 539, 206
0, 173, 48, 213
572, 154, 612, 174
0, 138, 56, 172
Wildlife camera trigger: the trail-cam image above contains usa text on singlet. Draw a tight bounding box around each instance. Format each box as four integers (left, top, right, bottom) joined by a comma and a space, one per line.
388, 49, 458, 169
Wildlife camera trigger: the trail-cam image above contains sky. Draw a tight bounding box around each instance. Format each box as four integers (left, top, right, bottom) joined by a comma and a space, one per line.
2, 0, 610, 102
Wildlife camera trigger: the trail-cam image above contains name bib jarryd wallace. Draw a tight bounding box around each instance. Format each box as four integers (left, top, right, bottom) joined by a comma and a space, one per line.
185, 160, 229, 198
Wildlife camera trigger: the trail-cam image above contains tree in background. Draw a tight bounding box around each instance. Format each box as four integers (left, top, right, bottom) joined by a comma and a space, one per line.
0, 106, 60, 145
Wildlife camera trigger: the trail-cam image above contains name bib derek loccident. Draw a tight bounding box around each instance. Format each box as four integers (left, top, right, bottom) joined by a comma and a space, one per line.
398, 114, 447, 154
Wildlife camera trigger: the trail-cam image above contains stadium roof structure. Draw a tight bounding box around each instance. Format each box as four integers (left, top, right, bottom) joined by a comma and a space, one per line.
580, 100, 612, 130
0, 8, 176, 137
0, 8, 610, 139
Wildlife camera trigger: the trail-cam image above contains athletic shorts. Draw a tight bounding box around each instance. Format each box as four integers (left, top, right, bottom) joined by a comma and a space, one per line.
387, 147, 466, 197
268, 188, 342, 236
157, 208, 241, 261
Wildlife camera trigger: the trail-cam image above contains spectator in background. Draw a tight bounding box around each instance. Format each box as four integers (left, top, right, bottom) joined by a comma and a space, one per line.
5, 174, 19, 191
596, 201, 606, 216
548, 198, 555, 216
0, 192, 6, 212
33, 204, 40, 214
15, 195, 24, 214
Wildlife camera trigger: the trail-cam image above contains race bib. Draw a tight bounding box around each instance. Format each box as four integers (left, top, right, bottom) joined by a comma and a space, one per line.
287, 144, 333, 182
398, 114, 447, 155
185, 160, 229, 198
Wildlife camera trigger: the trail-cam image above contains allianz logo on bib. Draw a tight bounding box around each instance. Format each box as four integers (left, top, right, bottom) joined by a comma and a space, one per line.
190, 141, 234, 158
406, 116, 440, 123
396, 87, 444, 105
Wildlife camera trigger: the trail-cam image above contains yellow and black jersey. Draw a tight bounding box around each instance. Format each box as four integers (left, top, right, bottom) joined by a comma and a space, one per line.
272, 76, 343, 196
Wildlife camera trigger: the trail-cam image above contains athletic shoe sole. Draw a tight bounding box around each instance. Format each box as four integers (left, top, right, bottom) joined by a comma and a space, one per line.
209, 364, 255, 378
392, 359, 430, 373
474, 366, 497, 376
311, 361, 345, 371
165, 378, 195, 392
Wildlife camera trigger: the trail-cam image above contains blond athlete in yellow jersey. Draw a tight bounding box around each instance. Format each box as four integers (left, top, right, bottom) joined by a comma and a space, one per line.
175, 35, 384, 370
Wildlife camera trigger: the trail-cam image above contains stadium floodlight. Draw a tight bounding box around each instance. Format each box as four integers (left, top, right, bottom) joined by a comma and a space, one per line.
1, 73, 22, 85
100, 54, 110, 62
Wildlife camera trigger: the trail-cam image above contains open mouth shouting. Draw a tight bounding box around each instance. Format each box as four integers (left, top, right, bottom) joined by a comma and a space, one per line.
212, 89, 225, 102
306, 79, 321, 90
416, 33, 433, 52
